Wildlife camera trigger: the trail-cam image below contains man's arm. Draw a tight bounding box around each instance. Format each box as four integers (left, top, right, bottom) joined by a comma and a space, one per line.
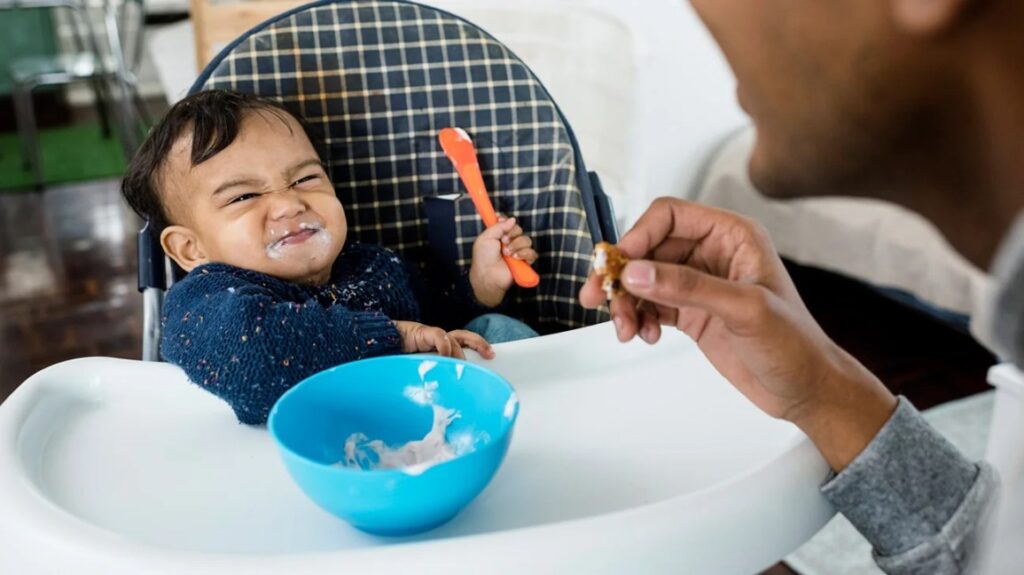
823, 397, 997, 574
579, 198, 997, 574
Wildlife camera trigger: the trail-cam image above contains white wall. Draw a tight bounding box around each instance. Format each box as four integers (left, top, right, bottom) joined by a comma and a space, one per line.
576, 0, 747, 219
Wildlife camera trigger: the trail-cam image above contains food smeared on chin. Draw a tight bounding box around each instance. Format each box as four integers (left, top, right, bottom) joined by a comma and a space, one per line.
592, 242, 628, 300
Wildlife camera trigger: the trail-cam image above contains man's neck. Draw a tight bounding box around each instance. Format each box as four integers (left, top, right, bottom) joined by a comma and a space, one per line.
972, 48, 1024, 267
896, 26, 1024, 270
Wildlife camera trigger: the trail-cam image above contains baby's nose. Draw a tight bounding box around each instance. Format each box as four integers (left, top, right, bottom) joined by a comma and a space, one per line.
268, 188, 307, 220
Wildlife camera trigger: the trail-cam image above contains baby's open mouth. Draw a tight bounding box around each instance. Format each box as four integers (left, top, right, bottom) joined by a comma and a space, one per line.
268, 224, 322, 251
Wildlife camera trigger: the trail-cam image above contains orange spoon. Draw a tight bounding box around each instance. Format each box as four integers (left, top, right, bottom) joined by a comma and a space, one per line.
438, 127, 540, 289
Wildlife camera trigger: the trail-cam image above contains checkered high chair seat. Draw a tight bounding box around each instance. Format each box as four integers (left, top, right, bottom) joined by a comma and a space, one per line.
189, 0, 616, 333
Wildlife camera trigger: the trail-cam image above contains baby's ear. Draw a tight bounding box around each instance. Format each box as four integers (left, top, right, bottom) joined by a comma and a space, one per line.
160, 225, 208, 272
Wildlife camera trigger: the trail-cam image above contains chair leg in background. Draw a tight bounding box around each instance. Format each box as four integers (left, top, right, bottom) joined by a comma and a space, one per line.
12, 83, 44, 191
90, 76, 113, 138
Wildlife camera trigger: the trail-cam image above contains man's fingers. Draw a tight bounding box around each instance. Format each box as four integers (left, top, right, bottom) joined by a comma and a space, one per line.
580, 269, 607, 308
617, 198, 744, 261
637, 300, 662, 344
676, 306, 713, 341
621, 259, 761, 328
609, 293, 640, 342
654, 302, 678, 326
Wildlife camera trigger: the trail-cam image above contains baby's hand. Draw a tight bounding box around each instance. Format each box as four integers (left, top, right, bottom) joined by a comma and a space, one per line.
394, 320, 496, 360
469, 216, 538, 307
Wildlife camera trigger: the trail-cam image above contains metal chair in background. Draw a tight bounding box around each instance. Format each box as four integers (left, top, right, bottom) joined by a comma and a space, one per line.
7, 0, 149, 189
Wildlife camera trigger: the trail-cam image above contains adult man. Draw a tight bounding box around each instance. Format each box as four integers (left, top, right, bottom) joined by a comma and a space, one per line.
582, 1, 1024, 572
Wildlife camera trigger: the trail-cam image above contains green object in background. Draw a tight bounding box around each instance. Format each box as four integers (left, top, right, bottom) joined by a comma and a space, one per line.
0, 123, 126, 190
0, 9, 61, 95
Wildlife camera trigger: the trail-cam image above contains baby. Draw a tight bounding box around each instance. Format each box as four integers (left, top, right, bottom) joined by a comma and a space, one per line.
121, 90, 539, 424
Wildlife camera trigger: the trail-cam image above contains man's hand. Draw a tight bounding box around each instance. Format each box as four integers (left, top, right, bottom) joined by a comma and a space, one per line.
469, 216, 539, 307
394, 320, 496, 360
580, 197, 897, 471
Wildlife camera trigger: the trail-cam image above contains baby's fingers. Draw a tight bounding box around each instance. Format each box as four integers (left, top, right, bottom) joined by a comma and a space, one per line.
503, 235, 532, 257
513, 248, 539, 264
426, 327, 453, 357
449, 338, 466, 360
504, 223, 525, 242
449, 330, 496, 359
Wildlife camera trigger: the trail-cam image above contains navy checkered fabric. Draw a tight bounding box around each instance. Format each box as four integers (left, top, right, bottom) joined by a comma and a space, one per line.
191, 0, 610, 332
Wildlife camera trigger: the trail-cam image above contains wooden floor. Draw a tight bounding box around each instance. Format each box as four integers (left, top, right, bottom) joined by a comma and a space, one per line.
0, 174, 996, 575
0, 179, 143, 395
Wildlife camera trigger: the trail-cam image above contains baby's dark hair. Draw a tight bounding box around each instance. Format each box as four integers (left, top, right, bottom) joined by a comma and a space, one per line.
121, 89, 323, 235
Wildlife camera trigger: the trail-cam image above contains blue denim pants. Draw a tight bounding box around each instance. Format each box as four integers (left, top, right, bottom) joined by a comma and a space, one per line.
463, 313, 538, 344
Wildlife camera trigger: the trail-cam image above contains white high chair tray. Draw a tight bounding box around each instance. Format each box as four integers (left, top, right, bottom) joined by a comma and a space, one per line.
0, 322, 833, 574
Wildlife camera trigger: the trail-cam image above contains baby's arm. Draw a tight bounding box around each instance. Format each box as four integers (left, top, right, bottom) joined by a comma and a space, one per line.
161, 276, 400, 425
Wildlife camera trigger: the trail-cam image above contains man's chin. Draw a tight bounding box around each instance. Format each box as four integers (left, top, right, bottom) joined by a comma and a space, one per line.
748, 148, 798, 200
747, 139, 829, 201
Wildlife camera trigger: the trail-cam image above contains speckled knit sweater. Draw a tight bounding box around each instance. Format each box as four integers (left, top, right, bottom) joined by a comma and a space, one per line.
160, 242, 479, 425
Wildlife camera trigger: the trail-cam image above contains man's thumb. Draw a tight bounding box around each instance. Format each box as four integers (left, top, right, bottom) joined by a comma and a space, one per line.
622, 260, 754, 326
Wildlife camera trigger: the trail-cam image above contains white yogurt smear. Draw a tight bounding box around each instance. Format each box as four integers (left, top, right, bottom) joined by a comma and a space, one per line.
266, 222, 331, 260
343, 405, 462, 476
404, 381, 438, 405
504, 393, 518, 419
338, 359, 478, 475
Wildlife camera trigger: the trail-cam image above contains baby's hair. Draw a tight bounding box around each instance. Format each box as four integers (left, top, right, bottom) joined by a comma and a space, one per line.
121, 89, 325, 235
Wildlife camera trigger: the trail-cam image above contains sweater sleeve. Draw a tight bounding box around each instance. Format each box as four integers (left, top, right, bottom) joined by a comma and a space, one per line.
160, 271, 401, 425
821, 397, 999, 574
335, 243, 422, 322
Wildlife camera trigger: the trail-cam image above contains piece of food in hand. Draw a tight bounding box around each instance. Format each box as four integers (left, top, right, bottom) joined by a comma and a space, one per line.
592, 241, 628, 300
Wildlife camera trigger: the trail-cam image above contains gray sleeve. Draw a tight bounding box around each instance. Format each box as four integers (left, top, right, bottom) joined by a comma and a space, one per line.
821, 397, 999, 575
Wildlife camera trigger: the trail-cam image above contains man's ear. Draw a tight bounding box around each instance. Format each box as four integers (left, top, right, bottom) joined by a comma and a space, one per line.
892, 0, 973, 36
161, 225, 209, 272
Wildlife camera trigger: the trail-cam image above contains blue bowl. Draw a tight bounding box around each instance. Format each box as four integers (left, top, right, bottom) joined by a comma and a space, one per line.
268, 355, 519, 536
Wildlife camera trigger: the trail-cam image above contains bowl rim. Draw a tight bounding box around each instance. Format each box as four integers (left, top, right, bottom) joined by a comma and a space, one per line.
267, 354, 519, 476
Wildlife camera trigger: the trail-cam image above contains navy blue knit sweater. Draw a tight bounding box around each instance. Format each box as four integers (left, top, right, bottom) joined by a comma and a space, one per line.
160, 243, 484, 425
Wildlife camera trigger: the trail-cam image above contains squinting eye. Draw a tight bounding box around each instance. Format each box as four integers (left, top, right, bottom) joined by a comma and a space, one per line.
292, 174, 320, 187
229, 192, 259, 204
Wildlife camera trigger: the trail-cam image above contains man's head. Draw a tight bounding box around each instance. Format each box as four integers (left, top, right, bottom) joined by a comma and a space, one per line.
688, 0, 1024, 267
123, 90, 347, 285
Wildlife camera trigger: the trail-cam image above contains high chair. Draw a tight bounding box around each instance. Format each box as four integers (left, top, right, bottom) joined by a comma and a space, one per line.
0, 4, 835, 572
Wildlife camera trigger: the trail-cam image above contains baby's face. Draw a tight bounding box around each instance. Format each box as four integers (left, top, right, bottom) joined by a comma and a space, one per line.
161, 110, 346, 285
